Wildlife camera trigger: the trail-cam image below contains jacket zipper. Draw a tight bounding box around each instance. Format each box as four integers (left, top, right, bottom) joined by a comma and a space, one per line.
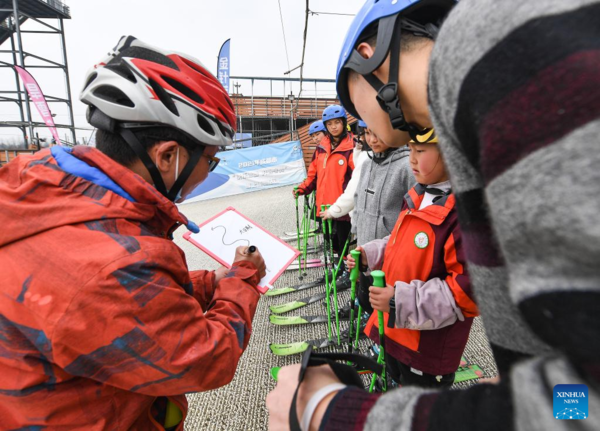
393, 209, 411, 245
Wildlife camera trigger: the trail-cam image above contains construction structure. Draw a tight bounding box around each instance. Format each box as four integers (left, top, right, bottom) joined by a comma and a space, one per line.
0, 0, 74, 156
229, 75, 357, 171
229, 75, 338, 146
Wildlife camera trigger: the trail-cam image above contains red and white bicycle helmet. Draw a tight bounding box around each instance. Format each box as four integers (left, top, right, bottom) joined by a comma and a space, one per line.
81, 35, 235, 146
80, 35, 236, 203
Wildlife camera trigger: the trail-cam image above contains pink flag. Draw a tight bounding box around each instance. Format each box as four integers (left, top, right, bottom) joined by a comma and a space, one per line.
14, 65, 62, 146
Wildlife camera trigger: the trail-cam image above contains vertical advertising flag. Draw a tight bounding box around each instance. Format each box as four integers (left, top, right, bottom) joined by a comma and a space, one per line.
14, 65, 62, 145
217, 39, 231, 93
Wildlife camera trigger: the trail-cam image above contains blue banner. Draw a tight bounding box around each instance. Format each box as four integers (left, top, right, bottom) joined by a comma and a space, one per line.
217, 39, 231, 93
182, 141, 306, 203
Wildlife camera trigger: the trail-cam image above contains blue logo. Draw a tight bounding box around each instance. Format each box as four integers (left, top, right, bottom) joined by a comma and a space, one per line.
554, 384, 588, 420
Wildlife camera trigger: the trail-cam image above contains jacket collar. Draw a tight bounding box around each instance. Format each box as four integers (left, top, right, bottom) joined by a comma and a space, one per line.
70, 146, 193, 234
318, 133, 355, 155
403, 183, 455, 226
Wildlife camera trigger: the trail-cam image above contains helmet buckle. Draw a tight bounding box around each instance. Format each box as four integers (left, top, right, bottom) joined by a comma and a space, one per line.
376, 83, 409, 131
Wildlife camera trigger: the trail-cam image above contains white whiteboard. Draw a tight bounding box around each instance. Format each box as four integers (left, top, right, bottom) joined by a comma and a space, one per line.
184, 207, 300, 292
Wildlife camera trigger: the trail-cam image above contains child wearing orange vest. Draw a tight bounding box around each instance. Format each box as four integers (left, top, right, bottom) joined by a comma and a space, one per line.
348, 133, 478, 388
295, 105, 355, 272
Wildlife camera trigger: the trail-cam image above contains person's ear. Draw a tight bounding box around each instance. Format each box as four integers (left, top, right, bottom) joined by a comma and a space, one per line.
356, 42, 390, 85
356, 42, 375, 60
151, 141, 179, 174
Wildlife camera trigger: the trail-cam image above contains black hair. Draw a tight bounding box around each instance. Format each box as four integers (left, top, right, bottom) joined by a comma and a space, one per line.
361, 22, 433, 52
96, 127, 199, 167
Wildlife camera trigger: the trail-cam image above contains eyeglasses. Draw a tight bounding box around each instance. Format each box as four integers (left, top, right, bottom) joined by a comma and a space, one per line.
203, 153, 220, 172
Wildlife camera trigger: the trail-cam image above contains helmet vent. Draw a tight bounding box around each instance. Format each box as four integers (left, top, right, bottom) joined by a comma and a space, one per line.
105, 61, 137, 83
83, 72, 98, 91
119, 46, 179, 71
217, 107, 231, 125
93, 85, 134, 108
216, 118, 232, 138
197, 113, 216, 136
181, 57, 211, 78
148, 78, 179, 116
162, 76, 205, 105
224, 95, 234, 111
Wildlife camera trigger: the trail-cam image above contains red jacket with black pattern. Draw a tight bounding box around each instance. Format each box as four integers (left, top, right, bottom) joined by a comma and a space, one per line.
298, 134, 354, 220
0, 147, 261, 430
363, 184, 479, 376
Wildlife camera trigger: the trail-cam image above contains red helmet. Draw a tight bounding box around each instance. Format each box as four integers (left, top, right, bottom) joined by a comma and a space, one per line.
81, 35, 236, 147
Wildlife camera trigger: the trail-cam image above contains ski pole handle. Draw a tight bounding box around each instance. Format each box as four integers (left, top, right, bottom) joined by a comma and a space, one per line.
371, 270, 386, 331
350, 250, 361, 283
371, 270, 385, 288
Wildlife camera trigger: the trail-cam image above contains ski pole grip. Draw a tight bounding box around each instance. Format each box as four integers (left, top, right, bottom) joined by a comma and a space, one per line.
371, 270, 385, 288
371, 270, 386, 332
350, 250, 361, 282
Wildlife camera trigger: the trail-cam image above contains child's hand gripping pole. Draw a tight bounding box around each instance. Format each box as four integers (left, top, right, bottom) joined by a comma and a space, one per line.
369, 270, 387, 393
348, 249, 361, 352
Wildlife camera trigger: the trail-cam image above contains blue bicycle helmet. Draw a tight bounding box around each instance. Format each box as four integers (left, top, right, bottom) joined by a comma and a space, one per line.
322, 105, 347, 123
308, 120, 326, 136
336, 0, 456, 141
358, 120, 367, 128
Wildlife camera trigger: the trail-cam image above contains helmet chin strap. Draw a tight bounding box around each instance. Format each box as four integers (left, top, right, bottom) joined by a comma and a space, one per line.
119, 127, 204, 202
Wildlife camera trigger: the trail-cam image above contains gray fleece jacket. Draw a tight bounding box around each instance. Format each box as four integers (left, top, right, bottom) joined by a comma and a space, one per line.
352, 147, 415, 245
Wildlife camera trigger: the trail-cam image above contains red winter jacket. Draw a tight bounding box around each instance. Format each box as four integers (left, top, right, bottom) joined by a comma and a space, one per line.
0, 146, 261, 430
298, 134, 354, 220
363, 185, 479, 375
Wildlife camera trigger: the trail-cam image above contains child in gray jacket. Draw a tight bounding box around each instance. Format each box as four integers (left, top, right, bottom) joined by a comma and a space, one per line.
353, 128, 414, 314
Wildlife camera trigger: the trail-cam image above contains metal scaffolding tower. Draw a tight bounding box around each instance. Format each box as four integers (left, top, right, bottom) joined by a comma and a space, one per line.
0, 0, 74, 148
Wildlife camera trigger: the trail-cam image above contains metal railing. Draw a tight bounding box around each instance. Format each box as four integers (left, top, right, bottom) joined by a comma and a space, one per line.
43, 0, 70, 16
232, 96, 338, 118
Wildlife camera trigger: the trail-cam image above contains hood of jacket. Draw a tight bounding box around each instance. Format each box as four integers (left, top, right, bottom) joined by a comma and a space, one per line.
0, 146, 192, 248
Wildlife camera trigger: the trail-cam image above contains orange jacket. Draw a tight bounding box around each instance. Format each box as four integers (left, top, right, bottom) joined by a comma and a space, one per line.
0, 147, 261, 430
298, 134, 354, 220
364, 185, 479, 375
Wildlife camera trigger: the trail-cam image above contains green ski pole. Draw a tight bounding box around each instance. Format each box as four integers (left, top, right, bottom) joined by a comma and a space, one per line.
354, 304, 363, 350
369, 270, 387, 393
320, 204, 333, 340
294, 187, 302, 279
348, 249, 361, 353
303, 195, 310, 275
311, 192, 318, 252
325, 205, 344, 346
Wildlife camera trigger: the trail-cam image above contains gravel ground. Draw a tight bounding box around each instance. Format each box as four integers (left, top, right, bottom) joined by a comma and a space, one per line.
174, 186, 498, 431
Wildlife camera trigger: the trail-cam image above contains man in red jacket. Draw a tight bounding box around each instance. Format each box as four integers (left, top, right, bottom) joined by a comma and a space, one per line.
0, 36, 265, 430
